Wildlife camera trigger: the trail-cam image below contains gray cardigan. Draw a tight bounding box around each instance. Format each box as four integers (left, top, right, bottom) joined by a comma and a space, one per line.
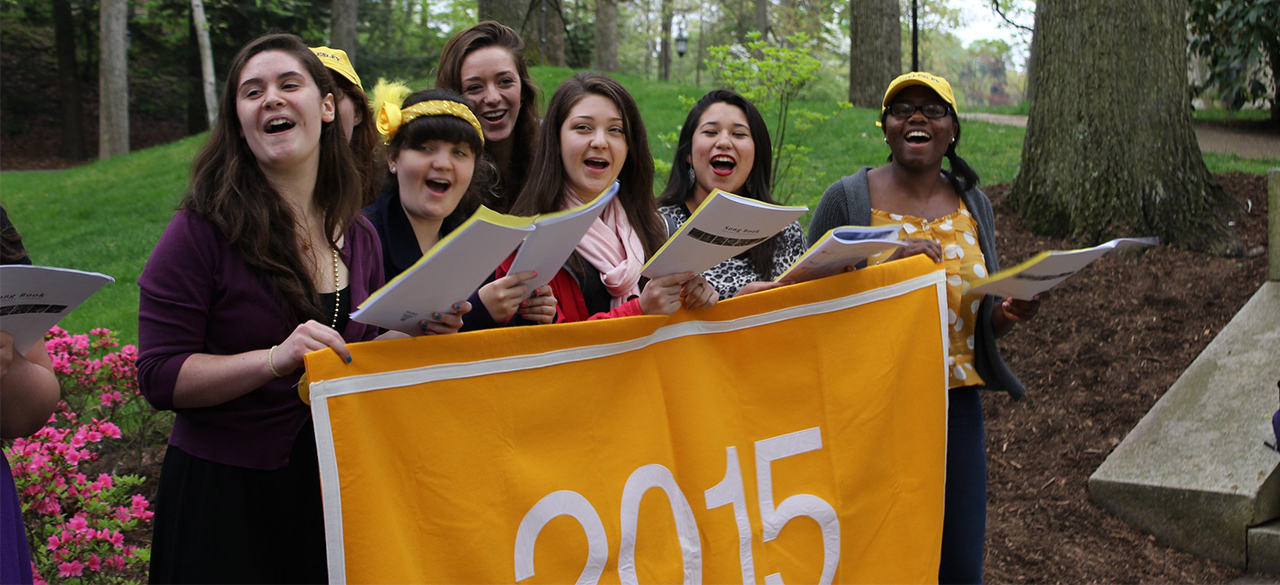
809, 166, 1026, 399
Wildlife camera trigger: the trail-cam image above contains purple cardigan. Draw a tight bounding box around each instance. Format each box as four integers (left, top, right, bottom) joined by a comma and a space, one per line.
137, 210, 383, 470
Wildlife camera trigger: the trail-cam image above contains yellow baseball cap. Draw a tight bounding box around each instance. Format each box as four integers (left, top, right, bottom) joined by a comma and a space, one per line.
310, 46, 362, 91
880, 71, 958, 116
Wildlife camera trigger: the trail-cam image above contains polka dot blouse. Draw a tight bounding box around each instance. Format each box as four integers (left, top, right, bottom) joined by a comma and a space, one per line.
868, 200, 988, 389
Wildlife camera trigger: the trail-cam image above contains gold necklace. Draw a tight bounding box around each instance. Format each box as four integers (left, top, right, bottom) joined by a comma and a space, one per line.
300, 217, 341, 329
330, 246, 341, 329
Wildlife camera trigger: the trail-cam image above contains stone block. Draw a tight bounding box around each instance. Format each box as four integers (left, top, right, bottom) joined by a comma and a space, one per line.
1089, 282, 1280, 567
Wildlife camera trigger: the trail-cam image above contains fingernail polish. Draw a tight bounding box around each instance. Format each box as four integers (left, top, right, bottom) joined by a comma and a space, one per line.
433, 312, 442, 320
452, 303, 462, 311
345, 355, 353, 364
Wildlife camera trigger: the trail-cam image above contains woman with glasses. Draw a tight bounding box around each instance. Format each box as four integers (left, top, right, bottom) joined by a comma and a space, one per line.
809, 72, 1046, 584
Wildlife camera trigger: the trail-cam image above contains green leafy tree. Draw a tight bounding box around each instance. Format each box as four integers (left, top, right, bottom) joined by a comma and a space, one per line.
1187, 0, 1279, 122
707, 32, 848, 203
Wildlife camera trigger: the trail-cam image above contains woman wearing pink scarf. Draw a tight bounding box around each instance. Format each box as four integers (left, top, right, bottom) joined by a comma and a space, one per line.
504, 73, 717, 321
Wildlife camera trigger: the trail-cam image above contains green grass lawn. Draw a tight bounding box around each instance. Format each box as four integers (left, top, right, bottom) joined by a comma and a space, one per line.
3, 70, 1277, 345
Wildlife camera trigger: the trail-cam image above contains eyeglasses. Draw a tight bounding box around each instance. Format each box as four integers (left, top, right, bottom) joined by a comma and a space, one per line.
887, 102, 951, 119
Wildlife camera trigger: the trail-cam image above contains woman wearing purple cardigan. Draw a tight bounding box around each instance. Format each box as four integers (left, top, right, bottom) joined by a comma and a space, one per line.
135, 34, 430, 583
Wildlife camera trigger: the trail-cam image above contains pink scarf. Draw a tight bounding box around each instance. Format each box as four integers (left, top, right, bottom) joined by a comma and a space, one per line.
564, 189, 645, 308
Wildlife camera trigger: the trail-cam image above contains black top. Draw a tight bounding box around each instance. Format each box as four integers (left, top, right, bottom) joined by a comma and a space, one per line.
361, 189, 497, 330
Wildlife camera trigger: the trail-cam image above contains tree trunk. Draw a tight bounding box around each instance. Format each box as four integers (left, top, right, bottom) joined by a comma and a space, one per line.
99, 0, 129, 160
191, 0, 216, 128
755, 0, 769, 38
847, 0, 901, 108
543, 0, 566, 66
53, 0, 85, 160
331, 0, 358, 59
479, 0, 525, 31
187, 12, 206, 135
1010, 0, 1235, 253
659, 0, 673, 81
1267, 36, 1279, 123
594, 0, 618, 71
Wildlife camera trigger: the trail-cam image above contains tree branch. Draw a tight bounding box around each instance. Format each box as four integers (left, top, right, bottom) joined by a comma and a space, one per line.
990, 0, 1032, 32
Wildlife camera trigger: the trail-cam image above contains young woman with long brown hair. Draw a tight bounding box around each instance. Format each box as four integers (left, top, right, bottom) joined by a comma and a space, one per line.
136, 33, 429, 582
436, 21, 541, 212
505, 72, 717, 321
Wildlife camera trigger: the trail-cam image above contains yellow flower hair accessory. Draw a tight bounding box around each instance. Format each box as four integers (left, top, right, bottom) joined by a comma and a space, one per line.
369, 78, 485, 146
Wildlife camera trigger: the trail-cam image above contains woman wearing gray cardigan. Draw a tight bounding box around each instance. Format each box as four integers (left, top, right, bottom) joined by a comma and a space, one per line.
810, 72, 1046, 584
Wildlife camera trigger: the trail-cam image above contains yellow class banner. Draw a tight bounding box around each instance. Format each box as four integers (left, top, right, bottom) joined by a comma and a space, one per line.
305, 255, 949, 584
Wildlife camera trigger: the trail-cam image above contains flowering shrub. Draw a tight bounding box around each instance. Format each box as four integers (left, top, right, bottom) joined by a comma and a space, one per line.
5, 327, 161, 584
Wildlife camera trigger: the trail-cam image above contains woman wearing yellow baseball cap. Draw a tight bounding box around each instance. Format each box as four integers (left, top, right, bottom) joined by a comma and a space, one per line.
311, 46, 381, 206
810, 71, 1048, 584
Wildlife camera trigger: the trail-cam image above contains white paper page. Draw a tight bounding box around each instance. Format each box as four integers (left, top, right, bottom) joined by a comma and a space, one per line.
776, 226, 904, 283
507, 182, 618, 300
0, 265, 115, 353
640, 190, 807, 279
968, 237, 1158, 300
352, 215, 534, 335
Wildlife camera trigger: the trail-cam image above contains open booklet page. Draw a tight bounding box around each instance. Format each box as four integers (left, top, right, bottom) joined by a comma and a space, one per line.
0, 265, 114, 353
775, 225, 904, 283
640, 189, 807, 279
967, 236, 1159, 300
507, 182, 618, 300
351, 206, 535, 335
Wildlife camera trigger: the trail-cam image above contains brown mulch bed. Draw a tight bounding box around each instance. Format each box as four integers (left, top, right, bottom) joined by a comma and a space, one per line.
982, 172, 1271, 583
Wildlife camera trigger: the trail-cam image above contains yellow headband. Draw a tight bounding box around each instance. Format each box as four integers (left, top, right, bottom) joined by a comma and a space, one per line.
369, 79, 484, 145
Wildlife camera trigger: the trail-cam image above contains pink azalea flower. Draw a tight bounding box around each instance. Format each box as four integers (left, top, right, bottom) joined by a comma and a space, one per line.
36, 498, 61, 516
86, 554, 102, 572
108, 530, 124, 548
98, 422, 121, 439
46, 535, 59, 551
68, 515, 89, 533
107, 555, 126, 570
57, 560, 83, 577
113, 506, 132, 522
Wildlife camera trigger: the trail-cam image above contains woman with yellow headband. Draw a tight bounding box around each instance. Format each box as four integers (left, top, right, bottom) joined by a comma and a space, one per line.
363, 81, 556, 328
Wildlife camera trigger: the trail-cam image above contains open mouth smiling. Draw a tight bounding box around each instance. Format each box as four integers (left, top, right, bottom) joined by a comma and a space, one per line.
584, 157, 610, 171
481, 110, 507, 124
426, 179, 452, 195
264, 117, 296, 134
709, 154, 737, 175
905, 130, 932, 144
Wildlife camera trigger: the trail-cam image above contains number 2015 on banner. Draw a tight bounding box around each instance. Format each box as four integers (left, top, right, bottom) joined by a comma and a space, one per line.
514, 427, 840, 585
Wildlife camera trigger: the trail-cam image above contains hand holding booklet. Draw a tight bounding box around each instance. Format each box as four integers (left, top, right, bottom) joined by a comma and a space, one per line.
640, 189, 807, 279
775, 225, 904, 283
966, 237, 1159, 300
0, 265, 114, 353
351, 206, 535, 335
506, 182, 618, 300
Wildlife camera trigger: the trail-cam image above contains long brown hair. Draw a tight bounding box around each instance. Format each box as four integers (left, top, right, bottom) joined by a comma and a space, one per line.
0, 205, 29, 264
336, 75, 382, 206
182, 33, 362, 327
510, 72, 665, 258
435, 21, 540, 210
658, 90, 782, 278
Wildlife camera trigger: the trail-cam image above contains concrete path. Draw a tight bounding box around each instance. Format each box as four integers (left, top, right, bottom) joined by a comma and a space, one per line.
959, 112, 1280, 160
